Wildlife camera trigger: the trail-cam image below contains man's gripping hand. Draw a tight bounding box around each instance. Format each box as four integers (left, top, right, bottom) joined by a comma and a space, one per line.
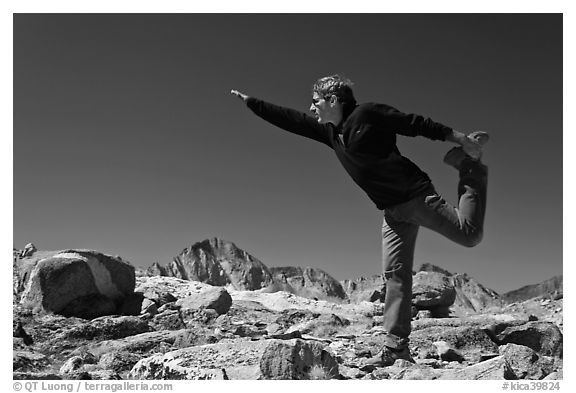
230, 89, 249, 102
446, 130, 484, 160
460, 136, 482, 160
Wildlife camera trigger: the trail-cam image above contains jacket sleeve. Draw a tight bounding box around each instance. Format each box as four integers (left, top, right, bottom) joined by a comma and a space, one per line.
245, 97, 333, 147
377, 105, 453, 141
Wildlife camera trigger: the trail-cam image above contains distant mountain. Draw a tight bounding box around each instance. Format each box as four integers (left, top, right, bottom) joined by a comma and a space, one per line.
340, 275, 386, 303
501, 275, 563, 303
147, 238, 348, 301
147, 238, 274, 291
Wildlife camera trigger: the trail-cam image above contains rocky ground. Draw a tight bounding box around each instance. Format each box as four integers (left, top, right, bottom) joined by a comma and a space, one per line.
13, 241, 563, 380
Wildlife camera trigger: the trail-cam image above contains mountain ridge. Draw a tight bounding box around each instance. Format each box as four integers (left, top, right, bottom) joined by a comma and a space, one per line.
144, 237, 561, 308
501, 275, 563, 303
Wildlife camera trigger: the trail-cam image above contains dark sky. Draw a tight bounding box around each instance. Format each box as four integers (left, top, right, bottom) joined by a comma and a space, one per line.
13, 14, 562, 294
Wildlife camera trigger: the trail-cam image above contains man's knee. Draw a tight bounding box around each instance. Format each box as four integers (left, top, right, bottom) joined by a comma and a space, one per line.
462, 230, 483, 247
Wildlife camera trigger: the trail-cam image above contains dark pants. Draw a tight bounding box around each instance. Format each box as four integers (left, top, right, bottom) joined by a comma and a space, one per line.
381, 161, 488, 349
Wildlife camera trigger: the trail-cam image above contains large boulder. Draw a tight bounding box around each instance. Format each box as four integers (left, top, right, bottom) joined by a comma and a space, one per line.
499, 343, 556, 379
259, 339, 339, 379
19, 250, 135, 319
417, 264, 503, 314
410, 324, 499, 362
412, 271, 456, 309
175, 287, 233, 315
496, 322, 563, 357
20, 243, 38, 258
268, 266, 348, 302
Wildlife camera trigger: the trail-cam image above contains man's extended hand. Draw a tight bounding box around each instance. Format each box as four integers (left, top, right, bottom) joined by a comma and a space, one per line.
230, 89, 249, 102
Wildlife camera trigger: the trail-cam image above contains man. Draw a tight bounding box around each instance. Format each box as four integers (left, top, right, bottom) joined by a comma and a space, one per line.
231, 75, 488, 366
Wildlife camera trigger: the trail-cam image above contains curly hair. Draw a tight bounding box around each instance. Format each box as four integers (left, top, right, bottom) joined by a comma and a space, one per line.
312, 74, 357, 109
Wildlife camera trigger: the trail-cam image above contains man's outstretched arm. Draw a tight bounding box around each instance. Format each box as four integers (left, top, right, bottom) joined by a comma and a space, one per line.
230, 89, 332, 146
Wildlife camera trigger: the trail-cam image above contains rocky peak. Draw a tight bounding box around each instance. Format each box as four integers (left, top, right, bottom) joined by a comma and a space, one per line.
178, 238, 254, 263
147, 239, 350, 302
340, 275, 386, 303
149, 238, 274, 291
450, 273, 502, 314
418, 263, 453, 276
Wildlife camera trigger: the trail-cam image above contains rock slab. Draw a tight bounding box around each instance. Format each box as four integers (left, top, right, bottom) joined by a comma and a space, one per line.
20, 250, 135, 319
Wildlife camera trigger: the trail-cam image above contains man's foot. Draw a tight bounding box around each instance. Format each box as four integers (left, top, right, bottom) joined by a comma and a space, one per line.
362, 345, 415, 368
468, 130, 490, 146
444, 131, 490, 170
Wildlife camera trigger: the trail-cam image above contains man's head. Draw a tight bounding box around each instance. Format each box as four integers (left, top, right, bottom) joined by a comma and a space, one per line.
310, 75, 357, 125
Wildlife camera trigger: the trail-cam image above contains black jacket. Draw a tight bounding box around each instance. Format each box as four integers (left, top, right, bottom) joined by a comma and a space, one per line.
246, 97, 452, 209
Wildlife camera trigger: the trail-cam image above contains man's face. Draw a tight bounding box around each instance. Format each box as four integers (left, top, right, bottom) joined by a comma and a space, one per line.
310, 92, 341, 125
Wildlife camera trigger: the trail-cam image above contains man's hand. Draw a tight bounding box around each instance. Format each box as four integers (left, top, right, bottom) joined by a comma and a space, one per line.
460, 137, 482, 160
230, 89, 249, 102
446, 130, 487, 160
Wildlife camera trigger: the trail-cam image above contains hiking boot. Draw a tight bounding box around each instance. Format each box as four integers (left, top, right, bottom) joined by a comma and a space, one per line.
363, 345, 415, 368
443, 131, 490, 170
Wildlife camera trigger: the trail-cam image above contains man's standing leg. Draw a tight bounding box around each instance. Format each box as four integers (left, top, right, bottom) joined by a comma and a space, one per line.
369, 209, 418, 365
